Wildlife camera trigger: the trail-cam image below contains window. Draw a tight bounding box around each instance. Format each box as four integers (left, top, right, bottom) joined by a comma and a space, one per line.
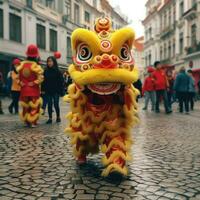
160, 46, 163, 60
164, 11, 167, 28
168, 8, 171, 26
93, 0, 97, 8
74, 4, 80, 25
145, 55, 148, 67
160, 16, 163, 31
9, 13, 21, 43
173, 4, 176, 22
26, 0, 33, 8
191, 24, 197, 47
65, 0, 71, 20
67, 36, 72, 63
46, 0, 56, 10
180, 1, 184, 17
84, 11, 90, 23
0, 9, 3, 38
50, 29, 57, 51
173, 39, 175, 56
179, 32, 183, 54
148, 52, 151, 65
164, 43, 167, 59
149, 27, 152, 39
38, 0, 45, 5
37, 24, 46, 49
192, 0, 196, 8
168, 41, 171, 58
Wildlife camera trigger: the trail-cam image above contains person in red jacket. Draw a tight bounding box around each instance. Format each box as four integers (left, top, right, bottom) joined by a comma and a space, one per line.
152, 61, 172, 114
17, 44, 43, 127
142, 67, 156, 111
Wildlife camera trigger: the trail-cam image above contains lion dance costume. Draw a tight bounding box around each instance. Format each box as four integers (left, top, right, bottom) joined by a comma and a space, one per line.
18, 44, 43, 127
64, 17, 139, 176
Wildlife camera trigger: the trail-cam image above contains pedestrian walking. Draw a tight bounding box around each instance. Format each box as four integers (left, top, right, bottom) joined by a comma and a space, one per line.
174, 67, 190, 114
187, 70, 196, 111
133, 79, 142, 102
41, 83, 48, 115
43, 56, 64, 124
142, 67, 156, 111
0, 71, 4, 114
166, 70, 175, 110
152, 61, 172, 114
8, 59, 21, 114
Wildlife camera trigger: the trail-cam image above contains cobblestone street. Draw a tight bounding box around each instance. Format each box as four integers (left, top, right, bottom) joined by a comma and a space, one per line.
1, 99, 200, 200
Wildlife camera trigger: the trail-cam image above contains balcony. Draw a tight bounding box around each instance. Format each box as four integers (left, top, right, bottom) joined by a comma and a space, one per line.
161, 58, 171, 64
186, 43, 200, 55
160, 23, 175, 39
183, 3, 197, 20
144, 37, 154, 48
62, 15, 84, 31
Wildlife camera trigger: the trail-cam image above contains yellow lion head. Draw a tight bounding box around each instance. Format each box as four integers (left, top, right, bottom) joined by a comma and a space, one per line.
68, 17, 139, 95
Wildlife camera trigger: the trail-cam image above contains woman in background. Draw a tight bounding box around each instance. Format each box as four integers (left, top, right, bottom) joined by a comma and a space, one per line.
8, 59, 21, 114
43, 56, 64, 124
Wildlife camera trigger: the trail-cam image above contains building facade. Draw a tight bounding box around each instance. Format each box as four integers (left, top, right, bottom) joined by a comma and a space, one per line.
132, 36, 145, 77
0, 0, 128, 79
143, 0, 200, 74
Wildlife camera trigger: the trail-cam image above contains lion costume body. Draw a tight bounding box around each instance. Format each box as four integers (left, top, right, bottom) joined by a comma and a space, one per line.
65, 17, 139, 176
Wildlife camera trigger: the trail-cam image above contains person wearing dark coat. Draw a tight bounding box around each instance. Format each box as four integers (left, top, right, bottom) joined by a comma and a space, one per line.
174, 67, 190, 114
42, 56, 64, 124
133, 79, 142, 102
187, 70, 196, 111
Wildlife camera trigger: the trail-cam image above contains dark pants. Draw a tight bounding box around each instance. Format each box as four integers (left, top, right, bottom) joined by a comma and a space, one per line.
177, 92, 189, 112
41, 94, 48, 111
167, 92, 173, 110
155, 90, 170, 112
47, 94, 60, 119
9, 91, 20, 113
188, 92, 195, 110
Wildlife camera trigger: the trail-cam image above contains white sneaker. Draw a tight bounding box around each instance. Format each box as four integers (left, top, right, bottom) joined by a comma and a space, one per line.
30, 124, 37, 128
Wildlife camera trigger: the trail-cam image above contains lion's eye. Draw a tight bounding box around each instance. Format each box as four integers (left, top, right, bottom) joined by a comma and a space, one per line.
120, 44, 131, 61
77, 43, 92, 62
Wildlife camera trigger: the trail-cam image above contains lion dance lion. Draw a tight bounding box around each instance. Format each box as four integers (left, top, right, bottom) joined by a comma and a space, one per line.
64, 17, 139, 176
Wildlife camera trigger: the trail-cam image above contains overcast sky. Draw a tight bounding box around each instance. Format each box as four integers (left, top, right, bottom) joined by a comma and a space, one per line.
109, 0, 147, 38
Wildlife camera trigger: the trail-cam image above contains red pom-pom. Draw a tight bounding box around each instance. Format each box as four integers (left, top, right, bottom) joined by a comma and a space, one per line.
54, 51, 61, 59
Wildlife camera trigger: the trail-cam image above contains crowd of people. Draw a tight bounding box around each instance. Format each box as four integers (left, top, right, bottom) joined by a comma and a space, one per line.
142, 61, 199, 115
0, 45, 71, 127
0, 53, 200, 124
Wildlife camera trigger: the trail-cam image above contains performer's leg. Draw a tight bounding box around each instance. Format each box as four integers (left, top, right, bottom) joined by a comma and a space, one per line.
27, 97, 42, 126
19, 97, 29, 125
101, 133, 131, 176
47, 95, 53, 123
53, 94, 61, 122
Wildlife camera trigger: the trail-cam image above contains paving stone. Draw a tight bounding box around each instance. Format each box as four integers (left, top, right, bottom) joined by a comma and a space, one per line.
95, 194, 109, 200
75, 194, 95, 200
0, 101, 200, 199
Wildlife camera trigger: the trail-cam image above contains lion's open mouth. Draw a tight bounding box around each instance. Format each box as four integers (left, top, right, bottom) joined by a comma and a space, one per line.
87, 83, 121, 95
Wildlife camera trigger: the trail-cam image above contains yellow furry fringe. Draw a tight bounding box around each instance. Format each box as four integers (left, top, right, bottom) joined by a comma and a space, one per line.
69, 64, 139, 86
19, 99, 42, 123
101, 163, 128, 177
101, 138, 132, 154
19, 101, 29, 108
27, 113, 39, 123
65, 82, 139, 176
19, 111, 28, 122
29, 98, 43, 109
102, 150, 131, 166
